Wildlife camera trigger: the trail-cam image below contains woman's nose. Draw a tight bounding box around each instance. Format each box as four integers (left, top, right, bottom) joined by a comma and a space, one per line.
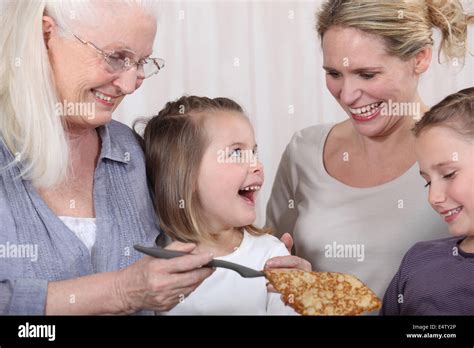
339, 78, 362, 106
112, 68, 142, 95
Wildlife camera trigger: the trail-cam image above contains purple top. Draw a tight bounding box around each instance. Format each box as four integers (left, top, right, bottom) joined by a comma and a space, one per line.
380, 236, 474, 315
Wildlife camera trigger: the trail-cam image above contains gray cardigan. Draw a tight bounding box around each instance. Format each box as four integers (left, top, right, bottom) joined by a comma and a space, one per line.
0, 120, 159, 314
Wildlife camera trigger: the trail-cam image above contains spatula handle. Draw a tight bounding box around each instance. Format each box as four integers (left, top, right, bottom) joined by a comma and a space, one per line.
134, 244, 189, 259
135, 244, 219, 267
134, 244, 265, 278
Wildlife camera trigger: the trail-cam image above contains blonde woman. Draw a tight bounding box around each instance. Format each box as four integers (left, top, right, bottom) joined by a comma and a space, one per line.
266, 0, 474, 303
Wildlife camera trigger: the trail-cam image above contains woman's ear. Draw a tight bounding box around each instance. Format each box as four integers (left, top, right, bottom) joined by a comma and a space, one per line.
42, 16, 56, 49
413, 46, 432, 74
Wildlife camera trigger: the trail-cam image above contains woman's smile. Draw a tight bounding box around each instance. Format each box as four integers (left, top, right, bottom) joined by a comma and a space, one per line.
90, 89, 118, 107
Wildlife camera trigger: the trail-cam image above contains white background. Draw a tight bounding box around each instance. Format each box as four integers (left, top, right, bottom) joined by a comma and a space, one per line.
114, 0, 474, 226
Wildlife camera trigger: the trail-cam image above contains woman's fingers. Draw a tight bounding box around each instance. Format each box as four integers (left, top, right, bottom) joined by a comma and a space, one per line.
162, 241, 214, 273
266, 282, 277, 293
156, 282, 208, 312
280, 233, 294, 253
264, 255, 312, 271
118, 250, 215, 313
119, 239, 216, 313
265, 233, 308, 294
155, 252, 214, 274
171, 274, 212, 303
152, 269, 214, 312
168, 266, 215, 290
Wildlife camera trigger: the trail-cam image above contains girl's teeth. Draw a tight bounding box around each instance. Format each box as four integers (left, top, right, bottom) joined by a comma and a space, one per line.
242, 186, 261, 191
443, 207, 462, 217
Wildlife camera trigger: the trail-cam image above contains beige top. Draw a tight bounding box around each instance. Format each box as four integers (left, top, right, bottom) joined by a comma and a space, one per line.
266, 123, 447, 302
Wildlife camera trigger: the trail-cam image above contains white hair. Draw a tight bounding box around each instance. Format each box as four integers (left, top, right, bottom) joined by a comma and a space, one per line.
0, 0, 159, 188
46, 0, 161, 35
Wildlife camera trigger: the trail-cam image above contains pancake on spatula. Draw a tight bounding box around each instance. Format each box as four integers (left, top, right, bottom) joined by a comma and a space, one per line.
264, 269, 381, 315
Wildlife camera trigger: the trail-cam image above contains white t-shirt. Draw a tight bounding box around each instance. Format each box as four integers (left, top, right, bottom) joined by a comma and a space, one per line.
163, 231, 298, 315
58, 216, 97, 255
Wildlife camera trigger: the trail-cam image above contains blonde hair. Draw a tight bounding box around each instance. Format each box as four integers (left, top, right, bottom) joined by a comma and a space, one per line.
0, 0, 159, 188
317, 0, 474, 63
135, 96, 270, 244
413, 87, 474, 140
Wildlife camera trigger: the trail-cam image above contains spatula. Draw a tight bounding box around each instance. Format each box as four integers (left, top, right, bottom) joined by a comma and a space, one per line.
134, 244, 265, 278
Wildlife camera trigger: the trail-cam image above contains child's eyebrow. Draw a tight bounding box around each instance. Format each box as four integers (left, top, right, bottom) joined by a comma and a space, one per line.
433, 161, 456, 169
229, 142, 244, 146
228, 142, 258, 149
420, 161, 457, 176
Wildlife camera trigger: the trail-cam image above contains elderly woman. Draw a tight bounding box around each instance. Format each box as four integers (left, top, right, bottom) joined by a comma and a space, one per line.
0, 0, 308, 315
267, 0, 473, 301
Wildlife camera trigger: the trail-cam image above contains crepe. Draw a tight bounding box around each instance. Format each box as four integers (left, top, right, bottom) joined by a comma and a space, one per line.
264, 269, 381, 315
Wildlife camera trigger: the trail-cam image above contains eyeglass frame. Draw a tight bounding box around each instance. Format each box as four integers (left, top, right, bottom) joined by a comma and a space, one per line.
62, 28, 165, 79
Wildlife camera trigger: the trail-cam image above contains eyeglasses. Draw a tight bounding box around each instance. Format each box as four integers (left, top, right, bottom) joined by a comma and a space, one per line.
67, 30, 165, 79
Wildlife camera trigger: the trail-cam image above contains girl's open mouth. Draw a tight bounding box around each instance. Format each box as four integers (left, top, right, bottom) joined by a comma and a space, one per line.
238, 185, 261, 206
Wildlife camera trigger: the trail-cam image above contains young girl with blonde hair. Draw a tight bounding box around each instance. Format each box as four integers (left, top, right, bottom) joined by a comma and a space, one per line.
139, 95, 297, 315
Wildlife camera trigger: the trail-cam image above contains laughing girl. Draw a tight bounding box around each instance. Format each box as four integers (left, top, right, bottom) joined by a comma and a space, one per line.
138, 96, 297, 315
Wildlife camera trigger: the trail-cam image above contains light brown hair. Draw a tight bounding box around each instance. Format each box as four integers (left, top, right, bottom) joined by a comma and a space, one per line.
413, 87, 474, 140
135, 95, 270, 244
316, 0, 474, 63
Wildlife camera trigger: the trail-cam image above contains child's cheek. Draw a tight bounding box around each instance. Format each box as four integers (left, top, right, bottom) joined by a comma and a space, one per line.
457, 173, 474, 212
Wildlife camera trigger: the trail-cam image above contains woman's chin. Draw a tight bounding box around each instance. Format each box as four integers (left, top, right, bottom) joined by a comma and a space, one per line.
350, 118, 386, 137
89, 111, 114, 125
68, 112, 114, 128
